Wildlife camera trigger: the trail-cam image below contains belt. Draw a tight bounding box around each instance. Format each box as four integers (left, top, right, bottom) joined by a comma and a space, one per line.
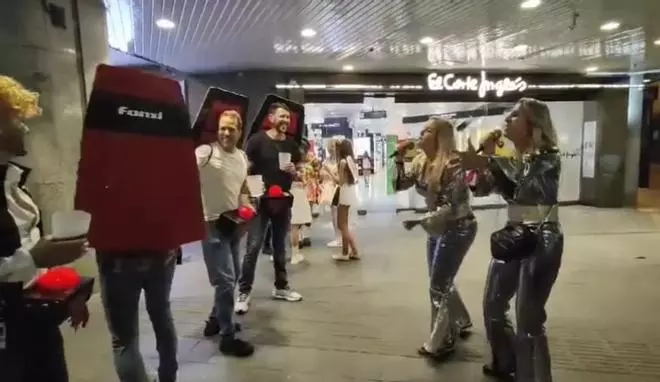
507, 204, 558, 224
453, 203, 473, 220
420, 203, 473, 236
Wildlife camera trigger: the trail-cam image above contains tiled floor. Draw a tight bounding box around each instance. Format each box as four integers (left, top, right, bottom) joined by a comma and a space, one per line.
62, 206, 660, 381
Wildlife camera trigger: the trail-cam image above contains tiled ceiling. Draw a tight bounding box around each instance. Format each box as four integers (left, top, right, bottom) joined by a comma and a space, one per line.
105, 0, 660, 74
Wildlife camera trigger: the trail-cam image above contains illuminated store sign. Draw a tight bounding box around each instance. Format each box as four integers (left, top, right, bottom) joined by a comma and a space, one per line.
426, 71, 528, 98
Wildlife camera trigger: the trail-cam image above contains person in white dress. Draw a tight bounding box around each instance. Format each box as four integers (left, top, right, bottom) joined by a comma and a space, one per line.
289, 140, 313, 264
320, 138, 341, 247
331, 139, 360, 261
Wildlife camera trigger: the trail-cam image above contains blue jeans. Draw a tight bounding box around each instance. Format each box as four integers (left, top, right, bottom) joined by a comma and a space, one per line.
97, 252, 178, 382
201, 221, 240, 337
238, 208, 290, 294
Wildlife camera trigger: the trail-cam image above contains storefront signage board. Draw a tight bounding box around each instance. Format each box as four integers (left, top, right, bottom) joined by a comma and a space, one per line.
427, 70, 528, 98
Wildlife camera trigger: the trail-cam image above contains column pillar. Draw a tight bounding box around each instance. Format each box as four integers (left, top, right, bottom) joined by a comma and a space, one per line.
623, 74, 645, 205
580, 82, 644, 207
0, 0, 108, 278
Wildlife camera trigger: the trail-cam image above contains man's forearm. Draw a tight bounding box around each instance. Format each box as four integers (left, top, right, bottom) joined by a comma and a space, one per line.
239, 180, 252, 205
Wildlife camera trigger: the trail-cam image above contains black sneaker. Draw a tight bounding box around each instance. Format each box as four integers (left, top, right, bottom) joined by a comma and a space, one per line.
220, 337, 255, 357
301, 238, 312, 248
417, 345, 455, 361
204, 317, 242, 337
482, 363, 515, 381
459, 322, 473, 339
262, 246, 273, 255
203, 317, 220, 337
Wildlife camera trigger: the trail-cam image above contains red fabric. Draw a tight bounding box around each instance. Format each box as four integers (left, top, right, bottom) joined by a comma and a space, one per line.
76, 65, 205, 252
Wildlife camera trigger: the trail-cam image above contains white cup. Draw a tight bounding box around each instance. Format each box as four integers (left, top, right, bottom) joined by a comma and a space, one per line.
278, 152, 292, 170
246, 175, 264, 197
51, 210, 91, 240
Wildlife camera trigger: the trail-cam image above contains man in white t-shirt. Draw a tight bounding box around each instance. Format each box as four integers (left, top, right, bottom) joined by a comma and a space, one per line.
196, 110, 256, 357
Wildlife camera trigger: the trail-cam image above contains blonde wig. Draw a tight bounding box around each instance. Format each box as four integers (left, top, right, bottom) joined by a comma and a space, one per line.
327, 136, 343, 159
0, 75, 42, 120
517, 97, 558, 152
425, 117, 458, 191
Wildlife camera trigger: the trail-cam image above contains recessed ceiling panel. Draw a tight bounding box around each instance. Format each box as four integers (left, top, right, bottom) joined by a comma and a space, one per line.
104, 0, 660, 73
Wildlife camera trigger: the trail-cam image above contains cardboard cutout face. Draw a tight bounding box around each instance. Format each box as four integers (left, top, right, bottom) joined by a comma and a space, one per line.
248, 94, 305, 145
191, 87, 249, 146
77, 64, 204, 251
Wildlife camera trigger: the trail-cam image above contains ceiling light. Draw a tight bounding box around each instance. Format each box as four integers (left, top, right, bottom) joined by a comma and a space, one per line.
520, 0, 541, 9
585, 66, 599, 73
514, 44, 529, 50
654, 38, 660, 46
419, 37, 434, 45
600, 21, 620, 31
342, 64, 354, 71
301, 28, 317, 38
156, 18, 175, 29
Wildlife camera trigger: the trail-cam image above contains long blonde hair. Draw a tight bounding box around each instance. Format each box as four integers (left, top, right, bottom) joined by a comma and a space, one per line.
517, 98, 557, 152
0, 75, 42, 120
327, 137, 341, 160
425, 118, 457, 191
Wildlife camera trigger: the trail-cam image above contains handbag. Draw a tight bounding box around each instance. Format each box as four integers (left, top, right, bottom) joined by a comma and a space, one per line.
490, 206, 557, 262
490, 224, 538, 261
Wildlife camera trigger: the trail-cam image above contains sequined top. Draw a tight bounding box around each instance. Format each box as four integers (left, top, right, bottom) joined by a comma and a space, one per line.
394, 153, 474, 234
473, 149, 561, 206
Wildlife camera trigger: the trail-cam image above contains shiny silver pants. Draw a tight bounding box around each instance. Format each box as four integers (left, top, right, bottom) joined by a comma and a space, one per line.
425, 219, 477, 352
483, 224, 563, 382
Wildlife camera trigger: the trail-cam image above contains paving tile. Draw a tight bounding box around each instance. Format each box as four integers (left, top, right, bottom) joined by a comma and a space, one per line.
63, 206, 660, 381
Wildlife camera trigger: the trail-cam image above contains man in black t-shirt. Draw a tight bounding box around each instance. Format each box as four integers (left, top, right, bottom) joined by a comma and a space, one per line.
236, 103, 302, 313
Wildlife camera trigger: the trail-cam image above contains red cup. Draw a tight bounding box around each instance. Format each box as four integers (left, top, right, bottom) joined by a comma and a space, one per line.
237, 205, 255, 220
267, 185, 284, 198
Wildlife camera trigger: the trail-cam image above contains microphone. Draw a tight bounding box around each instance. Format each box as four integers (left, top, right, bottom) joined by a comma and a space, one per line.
476, 129, 503, 153
389, 141, 416, 158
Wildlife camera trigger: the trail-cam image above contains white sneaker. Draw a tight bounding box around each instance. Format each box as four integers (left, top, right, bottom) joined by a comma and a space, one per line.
332, 253, 351, 261
327, 239, 341, 248
291, 253, 305, 265
272, 288, 303, 302
234, 293, 251, 314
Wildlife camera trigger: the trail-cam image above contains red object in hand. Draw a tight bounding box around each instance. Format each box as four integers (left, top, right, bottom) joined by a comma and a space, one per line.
464, 170, 478, 186
267, 185, 284, 198
237, 205, 256, 220
35, 267, 81, 292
